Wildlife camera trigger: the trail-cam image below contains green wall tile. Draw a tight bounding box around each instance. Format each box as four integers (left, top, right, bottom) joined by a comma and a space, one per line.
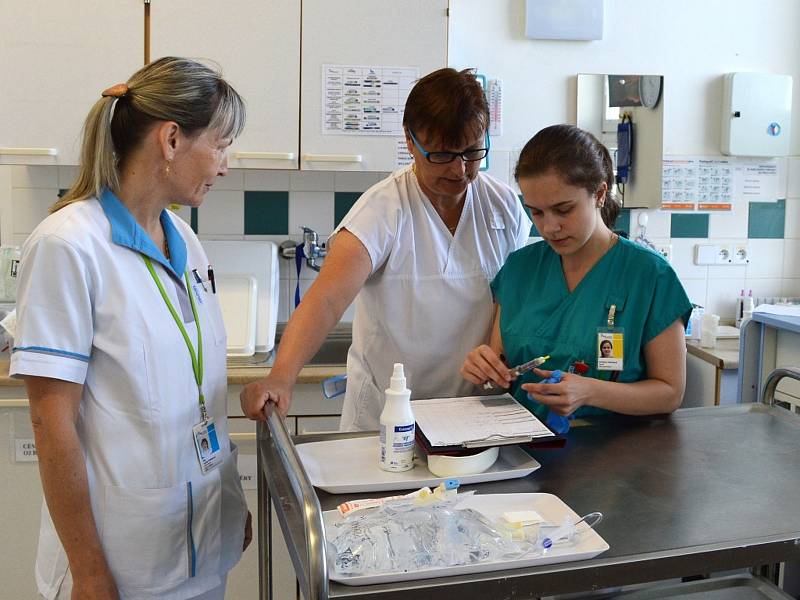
190, 208, 198, 233
615, 208, 631, 237
519, 195, 539, 237
58, 188, 68, 198
334, 192, 361, 228
671, 213, 709, 238
748, 199, 785, 239
244, 191, 289, 235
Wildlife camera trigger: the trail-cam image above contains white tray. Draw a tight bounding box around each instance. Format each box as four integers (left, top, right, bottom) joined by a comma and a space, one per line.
296, 436, 540, 494
325, 492, 610, 585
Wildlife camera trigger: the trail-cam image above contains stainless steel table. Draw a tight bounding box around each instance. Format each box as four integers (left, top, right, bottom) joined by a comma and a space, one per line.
257, 402, 800, 600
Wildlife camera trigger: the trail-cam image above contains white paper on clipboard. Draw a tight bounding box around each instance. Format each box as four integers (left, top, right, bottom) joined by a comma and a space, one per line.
414, 394, 553, 448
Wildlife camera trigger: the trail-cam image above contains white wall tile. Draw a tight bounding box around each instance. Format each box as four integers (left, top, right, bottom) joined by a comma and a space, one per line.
289, 171, 335, 192
775, 157, 788, 199
277, 279, 292, 323
783, 239, 800, 278
704, 278, 747, 319
485, 150, 510, 186
707, 204, 748, 239
11, 188, 55, 234
289, 191, 335, 237
745, 239, 784, 280
744, 277, 782, 300
787, 156, 800, 198
678, 278, 707, 307
0, 167, 12, 245
708, 264, 746, 279
783, 278, 800, 298
197, 190, 244, 235
11, 165, 58, 189
57, 166, 78, 190
340, 300, 355, 322
211, 169, 244, 191
785, 198, 800, 239
243, 170, 291, 191
631, 209, 670, 238
670, 239, 708, 280
334, 171, 385, 192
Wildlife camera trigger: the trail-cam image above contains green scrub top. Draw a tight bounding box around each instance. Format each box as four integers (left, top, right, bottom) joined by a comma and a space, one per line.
491, 236, 692, 420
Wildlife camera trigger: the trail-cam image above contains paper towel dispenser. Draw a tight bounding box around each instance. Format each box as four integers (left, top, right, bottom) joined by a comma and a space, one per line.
721, 72, 793, 157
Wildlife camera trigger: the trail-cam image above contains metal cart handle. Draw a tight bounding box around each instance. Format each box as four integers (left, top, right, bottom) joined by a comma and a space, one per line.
761, 367, 800, 406
258, 410, 329, 600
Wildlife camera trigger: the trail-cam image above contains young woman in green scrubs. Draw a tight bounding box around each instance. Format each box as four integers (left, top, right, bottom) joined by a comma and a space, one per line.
461, 124, 692, 420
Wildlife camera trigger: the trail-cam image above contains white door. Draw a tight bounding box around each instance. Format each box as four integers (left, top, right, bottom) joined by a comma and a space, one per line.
0, 0, 142, 165
300, 0, 448, 172
150, 0, 301, 170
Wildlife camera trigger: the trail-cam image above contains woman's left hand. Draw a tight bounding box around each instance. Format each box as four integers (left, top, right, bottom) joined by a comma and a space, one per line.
243, 511, 253, 551
521, 368, 594, 416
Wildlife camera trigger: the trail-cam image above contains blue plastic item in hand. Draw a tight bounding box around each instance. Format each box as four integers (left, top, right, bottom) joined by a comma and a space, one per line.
532, 370, 572, 435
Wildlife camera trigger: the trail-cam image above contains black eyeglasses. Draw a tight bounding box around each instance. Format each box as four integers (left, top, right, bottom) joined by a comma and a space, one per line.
408, 129, 490, 164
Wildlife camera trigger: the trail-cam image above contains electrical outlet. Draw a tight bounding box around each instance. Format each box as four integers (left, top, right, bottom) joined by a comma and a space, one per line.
733, 243, 750, 264
655, 244, 673, 263
716, 244, 733, 264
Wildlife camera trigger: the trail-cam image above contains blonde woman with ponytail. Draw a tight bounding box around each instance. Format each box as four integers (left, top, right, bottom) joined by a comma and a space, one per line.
12, 57, 249, 600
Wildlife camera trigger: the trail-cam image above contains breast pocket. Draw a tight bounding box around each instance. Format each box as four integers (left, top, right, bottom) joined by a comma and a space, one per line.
101, 483, 191, 595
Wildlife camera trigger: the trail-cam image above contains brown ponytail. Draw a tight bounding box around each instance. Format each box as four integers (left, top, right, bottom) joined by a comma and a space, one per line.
514, 124, 620, 228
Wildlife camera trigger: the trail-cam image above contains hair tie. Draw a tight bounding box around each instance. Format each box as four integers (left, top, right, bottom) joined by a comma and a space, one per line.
101, 83, 129, 98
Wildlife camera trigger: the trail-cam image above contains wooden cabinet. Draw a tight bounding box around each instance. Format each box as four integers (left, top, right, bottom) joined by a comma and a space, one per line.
150, 0, 301, 170
299, 0, 449, 172
0, 0, 142, 166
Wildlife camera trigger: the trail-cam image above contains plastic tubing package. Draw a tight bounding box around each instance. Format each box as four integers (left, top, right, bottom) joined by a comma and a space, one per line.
327, 493, 599, 576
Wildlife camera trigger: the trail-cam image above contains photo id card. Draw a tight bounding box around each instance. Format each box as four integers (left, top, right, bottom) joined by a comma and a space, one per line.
597, 329, 624, 371
193, 418, 222, 473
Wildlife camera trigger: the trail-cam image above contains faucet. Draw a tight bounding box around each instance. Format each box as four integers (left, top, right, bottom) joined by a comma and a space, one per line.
279, 226, 328, 271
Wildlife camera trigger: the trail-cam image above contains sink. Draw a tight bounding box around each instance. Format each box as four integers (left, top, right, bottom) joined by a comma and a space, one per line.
275, 323, 352, 366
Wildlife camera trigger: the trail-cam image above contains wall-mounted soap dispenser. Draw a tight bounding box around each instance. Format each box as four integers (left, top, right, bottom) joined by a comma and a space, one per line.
721, 72, 793, 157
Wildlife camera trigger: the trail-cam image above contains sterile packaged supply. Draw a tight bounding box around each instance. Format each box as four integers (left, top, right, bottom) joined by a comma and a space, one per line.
700, 313, 719, 348
0, 307, 15, 356
337, 479, 462, 517
328, 486, 603, 576
0, 246, 21, 302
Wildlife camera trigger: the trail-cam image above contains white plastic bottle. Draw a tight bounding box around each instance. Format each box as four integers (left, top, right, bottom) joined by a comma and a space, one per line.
378, 363, 415, 472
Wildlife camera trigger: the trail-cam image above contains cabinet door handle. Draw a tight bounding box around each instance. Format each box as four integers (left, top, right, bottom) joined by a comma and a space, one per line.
0, 147, 58, 156
233, 151, 295, 160
229, 432, 256, 442
302, 153, 362, 163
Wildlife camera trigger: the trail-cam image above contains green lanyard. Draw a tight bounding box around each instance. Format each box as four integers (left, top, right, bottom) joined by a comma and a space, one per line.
143, 256, 208, 422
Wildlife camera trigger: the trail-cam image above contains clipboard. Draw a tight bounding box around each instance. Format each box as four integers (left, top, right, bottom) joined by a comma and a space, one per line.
412, 394, 566, 456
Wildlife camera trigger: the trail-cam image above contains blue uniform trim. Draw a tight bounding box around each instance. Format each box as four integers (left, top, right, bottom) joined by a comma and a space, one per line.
99, 188, 188, 279
187, 481, 196, 578
11, 345, 90, 362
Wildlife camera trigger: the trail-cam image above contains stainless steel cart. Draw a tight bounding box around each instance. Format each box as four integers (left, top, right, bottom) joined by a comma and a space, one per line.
257, 381, 800, 600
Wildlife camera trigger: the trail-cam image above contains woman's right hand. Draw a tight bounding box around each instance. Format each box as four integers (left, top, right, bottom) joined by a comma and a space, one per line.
72, 570, 119, 600
240, 375, 293, 420
460, 344, 512, 390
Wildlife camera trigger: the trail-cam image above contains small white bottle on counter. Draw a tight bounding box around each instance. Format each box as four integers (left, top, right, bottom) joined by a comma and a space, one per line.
379, 363, 415, 472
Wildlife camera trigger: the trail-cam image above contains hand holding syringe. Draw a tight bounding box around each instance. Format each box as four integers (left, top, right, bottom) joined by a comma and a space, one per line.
483, 355, 550, 390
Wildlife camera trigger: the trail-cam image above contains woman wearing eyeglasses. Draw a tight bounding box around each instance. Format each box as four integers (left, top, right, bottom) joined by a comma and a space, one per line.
240, 68, 531, 431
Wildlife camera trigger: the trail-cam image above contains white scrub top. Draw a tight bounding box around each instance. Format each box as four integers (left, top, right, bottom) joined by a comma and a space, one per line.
334, 166, 532, 431
11, 190, 247, 600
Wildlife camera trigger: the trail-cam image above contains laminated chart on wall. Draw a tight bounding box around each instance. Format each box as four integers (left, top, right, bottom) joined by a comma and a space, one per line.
322, 65, 419, 136
661, 156, 778, 212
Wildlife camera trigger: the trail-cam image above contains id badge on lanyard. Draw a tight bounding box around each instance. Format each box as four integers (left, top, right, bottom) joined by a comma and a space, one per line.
144, 256, 222, 474
597, 303, 624, 372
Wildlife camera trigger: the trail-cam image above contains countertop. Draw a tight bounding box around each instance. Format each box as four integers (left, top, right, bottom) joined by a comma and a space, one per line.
685, 337, 741, 369
0, 358, 345, 388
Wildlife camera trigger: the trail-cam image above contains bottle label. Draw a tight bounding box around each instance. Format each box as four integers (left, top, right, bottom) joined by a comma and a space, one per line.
379, 422, 415, 471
